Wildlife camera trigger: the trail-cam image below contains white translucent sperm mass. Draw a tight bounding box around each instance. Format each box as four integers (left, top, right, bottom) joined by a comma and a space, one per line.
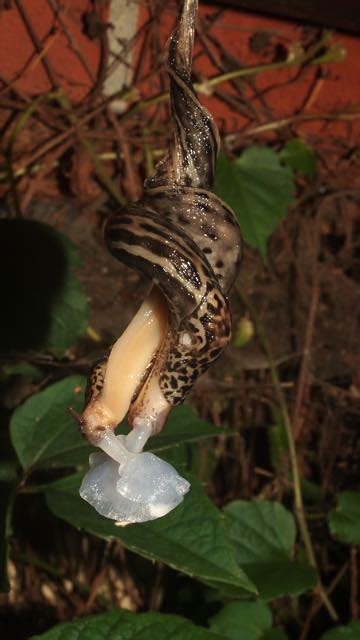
80, 430, 190, 524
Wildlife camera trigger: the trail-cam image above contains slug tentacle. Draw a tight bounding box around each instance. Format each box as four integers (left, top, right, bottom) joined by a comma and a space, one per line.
77, 0, 242, 523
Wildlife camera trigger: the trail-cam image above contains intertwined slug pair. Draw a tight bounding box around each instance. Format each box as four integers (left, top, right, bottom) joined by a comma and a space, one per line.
77, 0, 242, 523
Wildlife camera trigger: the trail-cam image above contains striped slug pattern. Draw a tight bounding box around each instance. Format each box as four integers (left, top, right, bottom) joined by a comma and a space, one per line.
104, 0, 242, 407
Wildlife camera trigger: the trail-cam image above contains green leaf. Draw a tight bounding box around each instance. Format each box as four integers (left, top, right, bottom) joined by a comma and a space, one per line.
10, 375, 91, 471
46, 473, 256, 596
0, 461, 18, 483
224, 500, 316, 600
1, 362, 43, 382
267, 409, 288, 475
267, 417, 321, 503
150, 405, 225, 451
0, 219, 88, 356
31, 608, 225, 640
320, 620, 360, 640
328, 491, 360, 545
279, 139, 317, 178
209, 600, 272, 640
214, 148, 294, 257
262, 631, 287, 640
313, 42, 347, 64
10, 376, 224, 472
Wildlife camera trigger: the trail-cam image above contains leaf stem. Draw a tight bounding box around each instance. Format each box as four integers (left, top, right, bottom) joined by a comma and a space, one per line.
237, 286, 338, 621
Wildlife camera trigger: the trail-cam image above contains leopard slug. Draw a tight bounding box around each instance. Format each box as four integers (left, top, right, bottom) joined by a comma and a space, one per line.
77, 0, 242, 523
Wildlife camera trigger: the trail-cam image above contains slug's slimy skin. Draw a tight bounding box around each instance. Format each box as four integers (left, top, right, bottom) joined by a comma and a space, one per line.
77, 0, 242, 523
81, 287, 169, 444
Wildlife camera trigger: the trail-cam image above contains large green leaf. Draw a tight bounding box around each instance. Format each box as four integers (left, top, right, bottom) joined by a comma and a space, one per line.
31, 608, 225, 640
262, 631, 287, 640
10, 375, 91, 471
279, 139, 317, 178
224, 500, 316, 600
150, 405, 225, 451
320, 620, 360, 640
328, 491, 360, 545
46, 473, 256, 596
10, 376, 224, 471
209, 600, 274, 640
0, 219, 87, 356
214, 148, 294, 257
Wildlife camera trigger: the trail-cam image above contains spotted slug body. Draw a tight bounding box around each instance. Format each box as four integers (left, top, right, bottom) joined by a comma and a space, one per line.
88, 0, 242, 428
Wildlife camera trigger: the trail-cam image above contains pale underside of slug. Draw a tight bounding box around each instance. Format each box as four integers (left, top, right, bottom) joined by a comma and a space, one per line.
76, 0, 242, 524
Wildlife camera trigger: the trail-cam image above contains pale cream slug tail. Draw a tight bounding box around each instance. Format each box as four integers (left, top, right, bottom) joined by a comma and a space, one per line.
80, 287, 169, 445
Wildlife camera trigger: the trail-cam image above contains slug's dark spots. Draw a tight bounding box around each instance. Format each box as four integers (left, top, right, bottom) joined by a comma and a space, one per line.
214, 293, 223, 307
195, 190, 210, 201
177, 366, 188, 375
201, 225, 218, 241
178, 214, 190, 225
119, 216, 132, 225
207, 303, 219, 314
205, 330, 215, 344
178, 384, 192, 395
216, 259, 224, 269
203, 247, 212, 254
188, 321, 200, 333
140, 222, 168, 238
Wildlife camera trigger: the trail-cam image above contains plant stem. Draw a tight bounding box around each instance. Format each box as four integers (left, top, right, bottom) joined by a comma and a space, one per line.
237, 286, 338, 621
1, 31, 344, 193
55, 92, 126, 206
241, 110, 360, 136
3, 93, 56, 216
117, 33, 340, 122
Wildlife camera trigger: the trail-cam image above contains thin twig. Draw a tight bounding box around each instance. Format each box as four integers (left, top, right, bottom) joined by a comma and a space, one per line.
2, 32, 349, 186
350, 547, 358, 620
47, 0, 96, 82
55, 92, 126, 205
298, 561, 349, 640
292, 224, 320, 440
13, 0, 59, 89
237, 286, 338, 621
107, 107, 142, 201
241, 110, 360, 136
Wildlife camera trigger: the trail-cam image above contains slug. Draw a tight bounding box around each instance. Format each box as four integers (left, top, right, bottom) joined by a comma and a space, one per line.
77, 0, 242, 524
